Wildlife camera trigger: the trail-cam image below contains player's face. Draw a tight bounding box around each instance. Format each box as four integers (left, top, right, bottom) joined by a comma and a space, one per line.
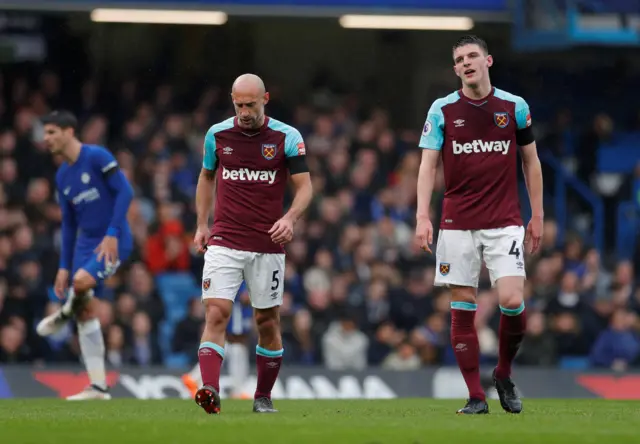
232, 92, 270, 129
453, 44, 493, 88
43, 124, 73, 154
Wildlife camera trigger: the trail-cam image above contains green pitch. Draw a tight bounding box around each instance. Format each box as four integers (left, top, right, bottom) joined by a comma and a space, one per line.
1, 399, 638, 444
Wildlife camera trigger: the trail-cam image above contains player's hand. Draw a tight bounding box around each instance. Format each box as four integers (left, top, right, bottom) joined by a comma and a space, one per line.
95, 235, 119, 265
415, 217, 434, 254
54, 269, 70, 299
525, 215, 543, 255
269, 217, 294, 245
194, 224, 210, 254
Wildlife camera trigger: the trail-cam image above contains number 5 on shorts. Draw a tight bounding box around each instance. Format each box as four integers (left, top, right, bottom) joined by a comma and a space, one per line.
271, 270, 280, 290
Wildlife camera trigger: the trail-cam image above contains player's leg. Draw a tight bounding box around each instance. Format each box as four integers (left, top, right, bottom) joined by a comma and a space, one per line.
195, 246, 245, 414
67, 271, 110, 400
482, 226, 527, 414
434, 229, 487, 414
245, 252, 285, 413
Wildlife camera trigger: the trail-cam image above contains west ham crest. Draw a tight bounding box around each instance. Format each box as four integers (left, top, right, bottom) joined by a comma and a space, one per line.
202, 278, 211, 291
262, 144, 277, 160
439, 263, 451, 276
494, 112, 509, 128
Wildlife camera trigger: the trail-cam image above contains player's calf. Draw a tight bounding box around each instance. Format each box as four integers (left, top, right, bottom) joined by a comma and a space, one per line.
449, 286, 486, 405
494, 276, 526, 413
196, 299, 231, 411
253, 307, 283, 410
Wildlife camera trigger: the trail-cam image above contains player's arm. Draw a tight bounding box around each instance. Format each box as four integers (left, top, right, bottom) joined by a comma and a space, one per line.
415, 103, 444, 252
516, 99, 544, 253
98, 151, 134, 238
269, 129, 312, 245
283, 132, 312, 224
194, 128, 218, 251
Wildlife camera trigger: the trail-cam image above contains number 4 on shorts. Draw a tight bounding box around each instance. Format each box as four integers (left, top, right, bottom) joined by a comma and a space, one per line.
509, 240, 521, 259
271, 270, 280, 291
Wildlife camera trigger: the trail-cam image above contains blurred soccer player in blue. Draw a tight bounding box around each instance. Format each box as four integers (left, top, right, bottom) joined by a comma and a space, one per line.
36, 111, 134, 400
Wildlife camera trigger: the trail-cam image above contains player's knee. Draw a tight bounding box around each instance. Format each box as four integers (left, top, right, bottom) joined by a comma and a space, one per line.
449, 286, 476, 304
204, 301, 231, 331
72, 273, 95, 294
497, 277, 524, 310
255, 309, 279, 335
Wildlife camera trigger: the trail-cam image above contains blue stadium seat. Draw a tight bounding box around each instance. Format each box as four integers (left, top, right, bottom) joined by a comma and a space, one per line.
559, 356, 590, 370
155, 273, 200, 366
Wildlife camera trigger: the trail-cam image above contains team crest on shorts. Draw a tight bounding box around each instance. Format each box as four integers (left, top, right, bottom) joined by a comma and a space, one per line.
262, 144, 277, 160
494, 112, 509, 128
439, 263, 451, 276
202, 278, 211, 291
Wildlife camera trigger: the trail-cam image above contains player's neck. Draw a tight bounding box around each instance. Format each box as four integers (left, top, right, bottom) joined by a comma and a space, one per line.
63, 139, 83, 164
462, 82, 493, 100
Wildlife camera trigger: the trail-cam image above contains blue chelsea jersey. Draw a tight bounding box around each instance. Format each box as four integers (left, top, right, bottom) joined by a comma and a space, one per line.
56, 145, 132, 248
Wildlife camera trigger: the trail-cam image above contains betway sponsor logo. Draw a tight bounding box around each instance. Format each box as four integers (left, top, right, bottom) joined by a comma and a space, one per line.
453, 139, 511, 155
222, 166, 277, 184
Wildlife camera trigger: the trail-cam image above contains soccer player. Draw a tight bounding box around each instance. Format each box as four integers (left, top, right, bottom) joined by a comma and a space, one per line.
36, 110, 134, 400
415, 35, 543, 414
193, 74, 312, 414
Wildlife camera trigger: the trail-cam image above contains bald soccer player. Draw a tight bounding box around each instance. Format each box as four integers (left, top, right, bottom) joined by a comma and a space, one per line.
192, 74, 313, 415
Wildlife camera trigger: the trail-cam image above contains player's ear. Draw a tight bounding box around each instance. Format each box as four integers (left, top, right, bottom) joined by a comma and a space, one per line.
263, 91, 270, 105
486, 55, 494, 68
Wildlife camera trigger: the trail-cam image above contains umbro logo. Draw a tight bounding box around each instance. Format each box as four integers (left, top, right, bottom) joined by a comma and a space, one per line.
454, 119, 465, 127
222, 147, 233, 155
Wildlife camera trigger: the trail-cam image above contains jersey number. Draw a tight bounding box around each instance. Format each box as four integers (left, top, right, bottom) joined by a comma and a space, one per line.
271, 270, 280, 290
509, 240, 521, 259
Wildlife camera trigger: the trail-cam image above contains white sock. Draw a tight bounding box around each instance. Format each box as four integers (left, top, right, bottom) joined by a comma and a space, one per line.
227, 343, 249, 396
78, 318, 107, 391
188, 362, 202, 386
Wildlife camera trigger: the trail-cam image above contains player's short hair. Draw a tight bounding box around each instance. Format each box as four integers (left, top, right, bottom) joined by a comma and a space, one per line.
41, 110, 78, 132
452, 35, 489, 54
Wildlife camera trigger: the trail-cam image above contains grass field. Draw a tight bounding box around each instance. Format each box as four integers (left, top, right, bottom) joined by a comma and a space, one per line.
1, 399, 639, 444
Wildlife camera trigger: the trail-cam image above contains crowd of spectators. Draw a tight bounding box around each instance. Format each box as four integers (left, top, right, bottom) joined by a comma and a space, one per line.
0, 69, 639, 370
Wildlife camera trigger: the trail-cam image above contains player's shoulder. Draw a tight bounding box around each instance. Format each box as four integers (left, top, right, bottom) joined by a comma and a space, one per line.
493, 88, 528, 109
55, 164, 69, 184
205, 117, 235, 138
83, 144, 113, 159
428, 90, 462, 115
266, 116, 302, 139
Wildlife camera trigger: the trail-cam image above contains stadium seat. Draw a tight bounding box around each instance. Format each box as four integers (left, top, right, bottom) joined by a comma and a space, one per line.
559, 356, 590, 370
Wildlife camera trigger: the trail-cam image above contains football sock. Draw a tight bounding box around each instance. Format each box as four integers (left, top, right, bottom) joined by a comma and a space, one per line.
78, 318, 107, 391
227, 342, 249, 397
255, 345, 283, 400
198, 342, 224, 392
450, 302, 485, 402
495, 302, 526, 380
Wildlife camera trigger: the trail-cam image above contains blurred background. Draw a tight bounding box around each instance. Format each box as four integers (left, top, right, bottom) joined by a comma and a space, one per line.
0, 0, 639, 379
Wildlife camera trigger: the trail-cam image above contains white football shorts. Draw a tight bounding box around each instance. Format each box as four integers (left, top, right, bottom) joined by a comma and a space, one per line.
202, 245, 285, 309
434, 225, 526, 288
